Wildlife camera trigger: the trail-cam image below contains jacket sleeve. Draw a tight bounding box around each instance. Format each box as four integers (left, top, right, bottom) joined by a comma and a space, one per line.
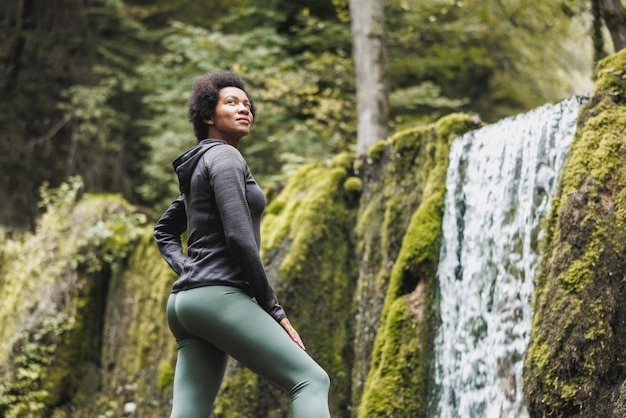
153, 195, 187, 276
208, 149, 287, 322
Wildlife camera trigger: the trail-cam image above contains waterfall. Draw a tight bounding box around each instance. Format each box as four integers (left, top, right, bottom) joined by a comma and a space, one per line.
434, 96, 587, 418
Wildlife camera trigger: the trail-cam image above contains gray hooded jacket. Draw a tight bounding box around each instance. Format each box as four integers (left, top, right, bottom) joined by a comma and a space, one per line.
154, 139, 286, 322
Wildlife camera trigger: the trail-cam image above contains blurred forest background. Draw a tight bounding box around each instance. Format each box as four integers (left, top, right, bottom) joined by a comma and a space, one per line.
0, 0, 613, 230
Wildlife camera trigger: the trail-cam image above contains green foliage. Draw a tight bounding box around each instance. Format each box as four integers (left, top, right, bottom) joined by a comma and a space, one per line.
38, 177, 147, 273
0, 0, 154, 227
136, 8, 355, 212
0, 315, 72, 417
385, 0, 592, 126
0, 177, 148, 417
1, 0, 596, 228
389, 81, 470, 128
77, 211, 147, 272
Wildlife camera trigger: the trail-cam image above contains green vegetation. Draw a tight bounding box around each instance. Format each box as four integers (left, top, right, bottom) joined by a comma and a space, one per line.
0, 178, 149, 417
524, 49, 626, 417
2, 50, 626, 415
1, 0, 594, 227
356, 114, 479, 417
3, 1, 625, 416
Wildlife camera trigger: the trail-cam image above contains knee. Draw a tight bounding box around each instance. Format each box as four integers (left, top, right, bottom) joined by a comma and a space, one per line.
289, 366, 331, 418
290, 364, 330, 397
310, 364, 331, 393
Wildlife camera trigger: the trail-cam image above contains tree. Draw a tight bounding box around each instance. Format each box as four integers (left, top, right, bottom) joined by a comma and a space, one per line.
384, 0, 597, 125
0, 0, 153, 228
1, 0, 605, 228
597, 0, 626, 51
349, 0, 389, 155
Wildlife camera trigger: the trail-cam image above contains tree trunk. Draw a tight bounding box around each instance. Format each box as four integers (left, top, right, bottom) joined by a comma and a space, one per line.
349, 0, 389, 156
598, 0, 626, 51
591, 0, 607, 62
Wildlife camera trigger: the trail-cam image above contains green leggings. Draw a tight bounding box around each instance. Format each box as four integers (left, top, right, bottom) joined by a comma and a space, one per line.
166, 285, 331, 418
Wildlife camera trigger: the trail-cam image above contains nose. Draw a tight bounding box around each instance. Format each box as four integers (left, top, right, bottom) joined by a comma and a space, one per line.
237, 103, 250, 113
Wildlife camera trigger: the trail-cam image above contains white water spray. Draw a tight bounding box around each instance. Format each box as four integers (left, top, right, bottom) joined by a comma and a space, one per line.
434, 97, 587, 418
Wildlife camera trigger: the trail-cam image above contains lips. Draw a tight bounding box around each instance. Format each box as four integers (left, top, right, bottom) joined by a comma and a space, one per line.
236, 117, 251, 125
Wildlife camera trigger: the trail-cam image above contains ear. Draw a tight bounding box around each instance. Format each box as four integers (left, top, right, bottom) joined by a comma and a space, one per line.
203, 118, 213, 125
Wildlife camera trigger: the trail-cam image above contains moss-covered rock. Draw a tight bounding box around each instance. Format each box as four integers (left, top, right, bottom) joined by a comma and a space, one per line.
0, 178, 149, 417
524, 49, 626, 417
72, 231, 178, 417
355, 114, 479, 417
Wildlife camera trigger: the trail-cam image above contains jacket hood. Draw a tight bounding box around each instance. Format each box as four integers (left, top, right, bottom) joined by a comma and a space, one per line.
173, 139, 226, 194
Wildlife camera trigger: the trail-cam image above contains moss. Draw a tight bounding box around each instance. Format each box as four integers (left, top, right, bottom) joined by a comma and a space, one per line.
157, 360, 175, 392
262, 163, 351, 255
0, 178, 150, 417
561, 256, 595, 294
358, 297, 425, 417
343, 176, 363, 194
354, 113, 480, 415
383, 192, 444, 311
389, 125, 433, 183
261, 162, 338, 251
358, 195, 444, 418
593, 50, 626, 99
366, 139, 389, 160
265, 199, 285, 216
213, 368, 260, 418
331, 151, 355, 171
434, 112, 483, 145
524, 49, 626, 417
82, 231, 177, 416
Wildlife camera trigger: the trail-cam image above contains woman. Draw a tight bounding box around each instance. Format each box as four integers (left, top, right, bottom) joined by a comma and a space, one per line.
154, 70, 331, 418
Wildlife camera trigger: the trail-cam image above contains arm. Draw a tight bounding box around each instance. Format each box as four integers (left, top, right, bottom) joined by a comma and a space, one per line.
208, 149, 287, 323
153, 195, 187, 276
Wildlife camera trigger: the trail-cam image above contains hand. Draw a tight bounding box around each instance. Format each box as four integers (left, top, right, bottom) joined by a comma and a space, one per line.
279, 317, 306, 351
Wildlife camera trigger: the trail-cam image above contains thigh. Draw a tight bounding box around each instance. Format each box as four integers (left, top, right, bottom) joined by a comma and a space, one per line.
176, 286, 321, 392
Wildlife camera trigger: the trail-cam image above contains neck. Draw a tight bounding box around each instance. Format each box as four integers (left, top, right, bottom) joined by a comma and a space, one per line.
206, 130, 240, 148
224, 138, 239, 148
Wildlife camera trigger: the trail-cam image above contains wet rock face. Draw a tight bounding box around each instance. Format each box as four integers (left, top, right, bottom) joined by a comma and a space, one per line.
524, 49, 626, 418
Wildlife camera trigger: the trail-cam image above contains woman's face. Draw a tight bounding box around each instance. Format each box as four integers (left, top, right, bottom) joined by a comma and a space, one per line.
204, 86, 254, 146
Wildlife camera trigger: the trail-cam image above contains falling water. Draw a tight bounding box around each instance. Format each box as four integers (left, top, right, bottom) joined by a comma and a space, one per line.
434, 96, 587, 418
